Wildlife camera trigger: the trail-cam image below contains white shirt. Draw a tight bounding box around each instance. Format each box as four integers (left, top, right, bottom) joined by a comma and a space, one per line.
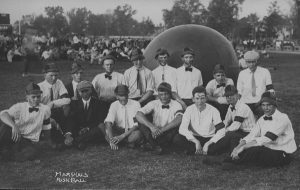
82, 98, 91, 110
152, 64, 177, 94
237, 66, 273, 104
210, 100, 256, 143
139, 99, 183, 128
206, 78, 234, 98
176, 66, 203, 99
72, 80, 78, 98
0, 102, 51, 142
92, 71, 125, 101
179, 103, 222, 140
105, 99, 141, 129
38, 79, 70, 108
243, 110, 297, 154
124, 66, 154, 99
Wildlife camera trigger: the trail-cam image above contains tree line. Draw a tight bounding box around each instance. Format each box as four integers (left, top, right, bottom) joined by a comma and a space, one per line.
14, 0, 300, 40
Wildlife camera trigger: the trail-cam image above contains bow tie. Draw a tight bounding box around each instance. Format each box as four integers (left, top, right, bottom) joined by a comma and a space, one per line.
217, 83, 226, 88
105, 74, 112, 80
185, 67, 193, 72
230, 106, 235, 112
264, 116, 273, 121
162, 105, 170, 109
29, 107, 39, 113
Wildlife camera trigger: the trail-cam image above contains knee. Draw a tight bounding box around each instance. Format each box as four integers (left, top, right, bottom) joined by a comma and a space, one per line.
127, 130, 142, 143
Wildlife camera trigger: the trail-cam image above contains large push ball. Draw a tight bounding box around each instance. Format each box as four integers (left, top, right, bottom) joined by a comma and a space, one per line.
144, 24, 239, 85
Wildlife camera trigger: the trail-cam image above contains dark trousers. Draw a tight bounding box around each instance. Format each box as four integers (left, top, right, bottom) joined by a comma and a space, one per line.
173, 134, 211, 153
22, 54, 35, 74
207, 101, 229, 120
98, 100, 114, 122
182, 99, 194, 107
230, 146, 292, 167
0, 124, 41, 161
74, 126, 105, 144
247, 103, 263, 118
50, 107, 69, 144
208, 130, 249, 155
138, 124, 178, 148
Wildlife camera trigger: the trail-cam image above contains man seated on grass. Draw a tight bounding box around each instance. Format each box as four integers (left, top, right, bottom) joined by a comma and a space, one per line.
64, 81, 106, 151
0, 82, 51, 161
222, 91, 297, 170
206, 64, 234, 120
202, 85, 256, 157
100, 85, 142, 150
136, 82, 183, 154
174, 86, 223, 155
38, 62, 71, 148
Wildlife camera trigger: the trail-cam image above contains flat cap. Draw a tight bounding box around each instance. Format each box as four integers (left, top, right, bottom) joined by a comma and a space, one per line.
77, 80, 93, 91
43, 62, 59, 73
155, 48, 169, 59
71, 62, 83, 74
244, 51, 259, 61
25, 82, 42, 95
181, 47, 195, 57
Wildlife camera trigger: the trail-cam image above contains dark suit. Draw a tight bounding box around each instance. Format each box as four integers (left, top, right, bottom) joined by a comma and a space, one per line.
66, 97, 106, 144
65, 81, 98, 100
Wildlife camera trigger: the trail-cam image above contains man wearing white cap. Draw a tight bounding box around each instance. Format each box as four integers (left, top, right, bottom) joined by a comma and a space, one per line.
237, 50, 274, 117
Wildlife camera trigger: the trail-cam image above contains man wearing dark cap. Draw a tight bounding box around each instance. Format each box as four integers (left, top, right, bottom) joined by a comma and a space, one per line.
136, 82, 183, 154
0, 82, 52, 161
237, 50, 275, 117
174, 86, 223, 155
64, 81, 106, 150
100, 85, 142, 150
206, 64, 234, 120
38, 62, 71, 147
222, 92, 297, 169
65, 62, 97, 100
176, 47, 203, 106
92, 55, 125, 118
152, 48, 187, 110
202, 85, 256, 157
124, 48, 155, 107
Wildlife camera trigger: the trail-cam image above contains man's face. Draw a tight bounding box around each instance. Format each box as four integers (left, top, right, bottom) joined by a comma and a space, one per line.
133, 59, 143, 69
226, 93, 239, 106
45, 72, 59, 85
72, 71, 83, 83
158, 91, 171, 105
193, 92, 206, 107
79, 88, 92, 100
157, 54, 168, 66
117, 95, 128, 106
27, 94, 41, 107
214, 72, 226, 84
103, 59, 114, 73
261, 102, 276, 116
182, 54, 194, 67
246, 60, 257, 71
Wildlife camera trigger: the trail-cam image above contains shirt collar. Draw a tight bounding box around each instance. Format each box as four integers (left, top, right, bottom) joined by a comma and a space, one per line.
44, 80, 53, 88
72, 80, 78, 86
82, 98, 91, 105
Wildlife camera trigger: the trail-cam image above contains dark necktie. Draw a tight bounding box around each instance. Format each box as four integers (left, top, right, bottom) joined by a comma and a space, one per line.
185, 67, 193, 72
84, 102, 88, 112
137, 69, 143, 95
217, 83, 226, 88
50, 87, 54, 101
105, 74, 112, 80
162, 105, 170, 109
263, 116, 272, 121
230, 106, 235, 112
29, 107, 39, 113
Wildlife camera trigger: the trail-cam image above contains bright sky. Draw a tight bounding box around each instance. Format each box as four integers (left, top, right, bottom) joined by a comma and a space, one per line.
0, 0, 294, 25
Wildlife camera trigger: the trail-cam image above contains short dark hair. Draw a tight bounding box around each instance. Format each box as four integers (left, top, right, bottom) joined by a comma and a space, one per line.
192, 86, 206, 97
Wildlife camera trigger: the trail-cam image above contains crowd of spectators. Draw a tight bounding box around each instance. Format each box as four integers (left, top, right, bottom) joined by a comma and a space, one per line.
0, 33, 152, 63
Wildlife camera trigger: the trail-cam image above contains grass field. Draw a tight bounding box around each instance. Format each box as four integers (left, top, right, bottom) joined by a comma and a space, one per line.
0, 53, 299, 189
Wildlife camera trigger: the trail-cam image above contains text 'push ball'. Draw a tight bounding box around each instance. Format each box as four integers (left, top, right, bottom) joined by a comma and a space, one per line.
144, 24, 239, 85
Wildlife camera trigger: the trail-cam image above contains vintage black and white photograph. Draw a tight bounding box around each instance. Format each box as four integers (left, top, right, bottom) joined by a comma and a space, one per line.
0, 0, 299, 189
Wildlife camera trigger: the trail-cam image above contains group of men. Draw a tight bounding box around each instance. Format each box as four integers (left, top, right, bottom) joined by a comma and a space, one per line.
0, 47, 297, 170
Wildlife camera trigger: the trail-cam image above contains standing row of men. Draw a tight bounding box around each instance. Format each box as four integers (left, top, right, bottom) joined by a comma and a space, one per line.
0, 47, 297, 170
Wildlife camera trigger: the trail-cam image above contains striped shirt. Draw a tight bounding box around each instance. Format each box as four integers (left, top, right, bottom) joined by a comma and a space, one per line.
0, 102, 51, 142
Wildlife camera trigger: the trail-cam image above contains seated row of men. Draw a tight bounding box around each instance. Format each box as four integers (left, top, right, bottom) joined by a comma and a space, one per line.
0, 80, 297, 169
